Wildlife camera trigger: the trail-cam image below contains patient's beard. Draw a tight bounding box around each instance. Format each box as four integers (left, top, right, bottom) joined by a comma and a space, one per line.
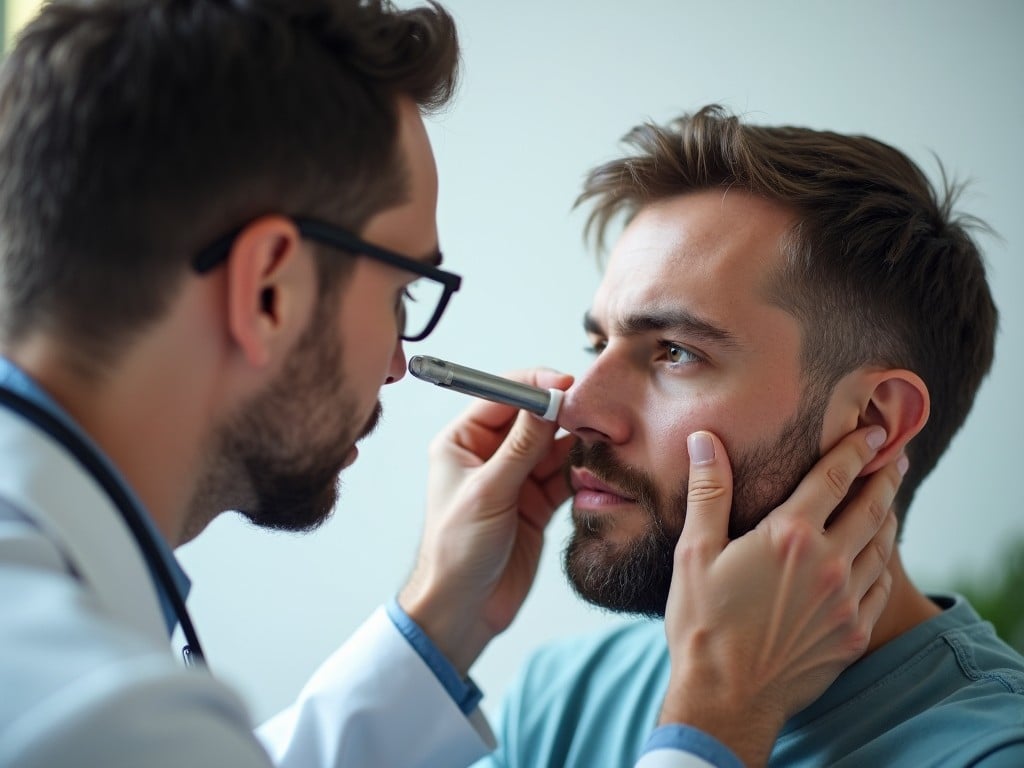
563, 399, 825, 618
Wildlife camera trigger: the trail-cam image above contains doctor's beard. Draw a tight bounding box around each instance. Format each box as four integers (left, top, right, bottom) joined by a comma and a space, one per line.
191, 294, 382, 535
563, 393, 826, 618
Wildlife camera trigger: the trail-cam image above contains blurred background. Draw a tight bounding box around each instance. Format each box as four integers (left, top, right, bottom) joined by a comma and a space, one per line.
4, 0, 1022, 721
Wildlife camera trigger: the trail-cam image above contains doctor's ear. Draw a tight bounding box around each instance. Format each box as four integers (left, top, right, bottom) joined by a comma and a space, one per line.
856, 369, 929, 475
223, 216, 310, 369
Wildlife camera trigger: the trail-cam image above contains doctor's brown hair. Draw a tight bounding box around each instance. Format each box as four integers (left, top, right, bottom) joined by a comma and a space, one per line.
577, 105, 997, 520
0, 0, 458, 377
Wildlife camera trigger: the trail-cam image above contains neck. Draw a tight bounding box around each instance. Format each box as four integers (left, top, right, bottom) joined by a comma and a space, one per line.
5, 313, 223, 548
863, 548, 940, 654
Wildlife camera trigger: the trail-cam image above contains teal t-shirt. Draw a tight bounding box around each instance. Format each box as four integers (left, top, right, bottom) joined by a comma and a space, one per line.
477, 595, 1024, 767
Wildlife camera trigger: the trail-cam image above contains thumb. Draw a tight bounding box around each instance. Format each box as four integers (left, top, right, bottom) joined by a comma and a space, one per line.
477, 409, 559, 493
680, 431, 734, 545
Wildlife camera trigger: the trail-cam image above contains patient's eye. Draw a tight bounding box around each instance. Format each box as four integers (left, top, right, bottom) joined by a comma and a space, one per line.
661, 341, 701, 365
584, 338, 607, 356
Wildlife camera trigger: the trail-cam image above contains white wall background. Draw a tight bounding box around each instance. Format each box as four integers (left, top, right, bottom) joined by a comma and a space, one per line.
177, 0, 1024, 723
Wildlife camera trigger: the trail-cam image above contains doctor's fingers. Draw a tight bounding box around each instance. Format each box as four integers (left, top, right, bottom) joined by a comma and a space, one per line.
816, 548, 894, 665
846, 508, 898, 605
474, 408, 561, 496
490, 432, 573, 534
454, 368, 573, 432
530, 432, 575, 510
824, 454, 905, 562
774, 426, 891, 532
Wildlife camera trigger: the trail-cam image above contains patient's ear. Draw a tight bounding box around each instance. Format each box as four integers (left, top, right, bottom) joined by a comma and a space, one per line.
857, 369, 930, 475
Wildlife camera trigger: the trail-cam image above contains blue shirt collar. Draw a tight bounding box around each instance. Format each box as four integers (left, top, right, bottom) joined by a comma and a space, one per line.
0, 356, 191, 635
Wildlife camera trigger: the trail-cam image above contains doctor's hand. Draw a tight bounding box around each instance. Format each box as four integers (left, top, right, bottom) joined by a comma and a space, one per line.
398, 368, 574, 676
658, 427, 904, 768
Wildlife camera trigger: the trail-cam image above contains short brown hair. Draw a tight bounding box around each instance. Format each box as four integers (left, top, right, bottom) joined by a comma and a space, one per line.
577, 105, 997, 520
0, 0, 458, 376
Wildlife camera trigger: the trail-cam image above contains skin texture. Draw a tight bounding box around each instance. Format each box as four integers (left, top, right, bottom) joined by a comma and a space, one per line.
184, 96, 440, 538
563, 191, 831, 612
558, 188, 939, 763
564, 377, 827, 616
658, 427, 904, 766
5, 97, 436, 546
563, 191, 817, 550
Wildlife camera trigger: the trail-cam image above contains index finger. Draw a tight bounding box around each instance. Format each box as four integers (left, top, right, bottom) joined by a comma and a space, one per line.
775, 426, 889, 530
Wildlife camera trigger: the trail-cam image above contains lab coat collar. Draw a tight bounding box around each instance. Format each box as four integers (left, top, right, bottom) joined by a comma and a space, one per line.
0, 356, 190, 633
0, 407, 168, 646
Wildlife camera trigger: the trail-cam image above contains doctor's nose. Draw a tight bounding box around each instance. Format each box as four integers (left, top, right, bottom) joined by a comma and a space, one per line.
385, 340, 406, 385
559, 361, 632, 445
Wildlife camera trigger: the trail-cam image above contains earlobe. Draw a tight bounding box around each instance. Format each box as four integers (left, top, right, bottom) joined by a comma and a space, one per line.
224, 216, 305, 369
858, 370, 930, 474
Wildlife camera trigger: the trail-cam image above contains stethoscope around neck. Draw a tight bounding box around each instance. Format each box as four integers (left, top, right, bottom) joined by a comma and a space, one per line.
0, 385, 206, 668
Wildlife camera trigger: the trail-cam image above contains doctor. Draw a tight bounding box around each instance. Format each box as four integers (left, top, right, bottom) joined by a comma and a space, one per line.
0, 1, 903, 766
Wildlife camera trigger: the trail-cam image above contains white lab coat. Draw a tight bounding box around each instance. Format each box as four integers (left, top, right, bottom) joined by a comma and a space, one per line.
0, 407, 493, 767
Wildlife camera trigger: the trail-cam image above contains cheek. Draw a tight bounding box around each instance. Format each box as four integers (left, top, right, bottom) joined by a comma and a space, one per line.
644, 393, 721, 487
643, 389, 770, 483
648, 408, 696, 471
818, 393, 860, 454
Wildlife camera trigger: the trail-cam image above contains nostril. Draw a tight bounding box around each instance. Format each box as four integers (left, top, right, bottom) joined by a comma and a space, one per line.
573, 425, 610, 442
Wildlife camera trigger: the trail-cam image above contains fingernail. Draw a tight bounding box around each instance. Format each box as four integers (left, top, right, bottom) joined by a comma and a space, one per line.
866, 427, 887, 450
897, 455, 909, 477
688, 432, 715, 465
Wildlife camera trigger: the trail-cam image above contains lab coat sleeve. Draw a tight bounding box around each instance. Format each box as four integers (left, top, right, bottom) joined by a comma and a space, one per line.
0, 536, 278, 768
0, 655, 278, 768
257, 606, 496, 768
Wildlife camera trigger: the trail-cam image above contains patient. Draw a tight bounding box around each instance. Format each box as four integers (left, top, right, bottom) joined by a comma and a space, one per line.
477, 106, 1024, 766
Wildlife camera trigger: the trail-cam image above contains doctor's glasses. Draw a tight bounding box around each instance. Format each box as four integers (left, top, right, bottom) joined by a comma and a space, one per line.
192, 217, 462, 342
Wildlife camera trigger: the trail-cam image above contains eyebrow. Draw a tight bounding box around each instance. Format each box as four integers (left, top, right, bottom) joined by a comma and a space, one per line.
583, 308, 743, 350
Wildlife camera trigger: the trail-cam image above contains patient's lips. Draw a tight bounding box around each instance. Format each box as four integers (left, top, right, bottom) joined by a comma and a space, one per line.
570, 467, 636, 509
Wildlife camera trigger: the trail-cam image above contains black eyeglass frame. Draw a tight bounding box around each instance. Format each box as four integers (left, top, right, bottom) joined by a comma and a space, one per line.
192, 216, 462, 342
